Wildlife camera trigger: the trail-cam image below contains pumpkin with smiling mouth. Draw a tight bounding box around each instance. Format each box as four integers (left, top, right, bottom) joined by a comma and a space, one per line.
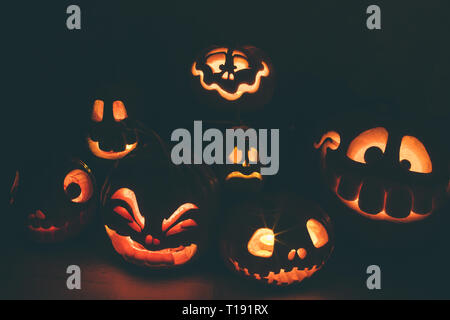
191, 45, 274, 109
101, 145, 218, 268
314, 122, 449, 223
221, 193, 334, 286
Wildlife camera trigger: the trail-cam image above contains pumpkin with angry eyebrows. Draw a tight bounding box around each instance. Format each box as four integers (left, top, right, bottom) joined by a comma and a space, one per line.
101, 146, 218, 268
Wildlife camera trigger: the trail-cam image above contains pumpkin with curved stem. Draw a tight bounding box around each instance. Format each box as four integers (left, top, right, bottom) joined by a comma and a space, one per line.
191, 45, 274, 109
221, 193, 334, 286
101, 145, 218, 268
314, 123, 449, 223
9, 153, 98, 243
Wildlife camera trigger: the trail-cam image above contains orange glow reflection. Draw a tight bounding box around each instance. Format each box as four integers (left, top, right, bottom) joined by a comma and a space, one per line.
87, 138, 137, 160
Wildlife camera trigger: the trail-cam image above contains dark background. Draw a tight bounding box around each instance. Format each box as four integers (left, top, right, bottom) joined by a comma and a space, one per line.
2, 0, 450, 299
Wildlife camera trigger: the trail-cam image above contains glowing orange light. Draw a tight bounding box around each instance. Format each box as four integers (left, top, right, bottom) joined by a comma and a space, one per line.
111, 188, 146, 231
112, 100, 128, 121
63, 169, 93, 203
247, 228, 274, 258
91, 100, 104, 122
87, 138, 137, 160
399, 135, 432, 173
313, 131, 341, 156
346, 127, 388, 164
306, 219, 329, 248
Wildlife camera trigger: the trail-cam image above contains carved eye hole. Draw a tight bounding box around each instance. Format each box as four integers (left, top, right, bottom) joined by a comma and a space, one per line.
63, 169, 93, 203
111, 188, 145, 233
247, 228, 274, 258
162, 203, 199, 237
347, 127, 388, 164
247, 147, 258, 163
306, 219, 329, 248
91, 100, 104, 122
233, 55, 249, 72
206, 52, 227, 73
228, 146, 243, 164
399, 136, 432, 173
112, 100, 128, 121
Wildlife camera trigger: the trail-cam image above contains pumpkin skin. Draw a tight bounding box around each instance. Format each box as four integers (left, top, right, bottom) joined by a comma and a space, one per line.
191, 45, 274, 109
221, 193, 334, 286
101, 145, 218, 269
10, 154, 98, 243
314, 122, 449, 223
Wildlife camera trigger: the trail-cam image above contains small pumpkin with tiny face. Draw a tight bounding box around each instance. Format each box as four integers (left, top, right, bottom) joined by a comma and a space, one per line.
10, 152, 98, 243
101, 146, 218, 268
221, 193, 334, 286
191, 45, 274, 109
314, 117, 449, 223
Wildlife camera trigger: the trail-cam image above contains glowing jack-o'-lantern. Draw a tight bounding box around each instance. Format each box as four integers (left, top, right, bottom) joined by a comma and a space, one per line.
314, 125, 449, 223
218, 125, 264, 194
87, 99, 138, 160
221, 193, 334, 286
10, 153, 97, 243
191, 45, 274, 108
101, 145, 218, 268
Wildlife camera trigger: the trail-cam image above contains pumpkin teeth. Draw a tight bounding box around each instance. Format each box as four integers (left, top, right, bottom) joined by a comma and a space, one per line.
105, 226, 198, 267
229, 258, 321, 285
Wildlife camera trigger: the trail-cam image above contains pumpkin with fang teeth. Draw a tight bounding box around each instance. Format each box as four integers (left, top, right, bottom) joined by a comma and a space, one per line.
221, 193, 334, 286
101, 145, 218, 268
314, 121, 450, 223
10, 152, 98, 243
191, 45, 274, 110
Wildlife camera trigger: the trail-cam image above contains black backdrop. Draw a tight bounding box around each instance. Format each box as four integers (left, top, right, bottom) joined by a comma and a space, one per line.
2, 0, 450, 299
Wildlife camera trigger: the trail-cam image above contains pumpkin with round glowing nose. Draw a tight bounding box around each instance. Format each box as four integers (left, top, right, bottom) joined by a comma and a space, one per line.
221, 193, 334, 286
101, 146, 218, 268
314, 121, 449, 223
9, 152, 98, 243
191, 45, 274, 109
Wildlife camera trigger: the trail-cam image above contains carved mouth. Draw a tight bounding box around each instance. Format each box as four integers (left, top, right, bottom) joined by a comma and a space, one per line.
191, 61, 270, 101
27, 209, 92, 242
225, 171, 263, 181
105, 226, 198, 268
334, 176, 431, 223
229, 258, 319, 286
87, 138, 137, 160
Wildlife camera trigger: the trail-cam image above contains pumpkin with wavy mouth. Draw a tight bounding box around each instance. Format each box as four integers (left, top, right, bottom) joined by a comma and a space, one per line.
101, 145, 218, 268
221, 193, 334, 286
191, 45, 274, 109
314, 123, 449, 223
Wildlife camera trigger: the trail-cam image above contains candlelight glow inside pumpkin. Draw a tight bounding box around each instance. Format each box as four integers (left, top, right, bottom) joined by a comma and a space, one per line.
87, 99, 138, 160
314, 126, 448, 223
221, 194, 334, 286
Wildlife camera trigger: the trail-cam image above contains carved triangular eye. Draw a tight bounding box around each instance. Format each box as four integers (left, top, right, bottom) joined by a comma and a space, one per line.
247, 228, 274, 258
91, 100, 104, 122
112, 100, 128, 121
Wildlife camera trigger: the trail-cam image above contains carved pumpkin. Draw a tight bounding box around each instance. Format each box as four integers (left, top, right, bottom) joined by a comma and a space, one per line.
10, 153, 98, 243
191, 45, 274, 109
314, 122, 449, 223
101, 145, 218, 268
221, 193, 334, 286
219, 125, 264, 194
87, 99, 139, 160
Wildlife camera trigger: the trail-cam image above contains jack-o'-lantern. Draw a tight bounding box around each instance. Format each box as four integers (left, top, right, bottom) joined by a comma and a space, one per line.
314, 121, 449, 223
101, 145, 218, 268
191, 45, 274, 109
10, 152, 98, 243
218, 125, 264, 194
87, 99, 139, 160
221, 193, 334, 286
